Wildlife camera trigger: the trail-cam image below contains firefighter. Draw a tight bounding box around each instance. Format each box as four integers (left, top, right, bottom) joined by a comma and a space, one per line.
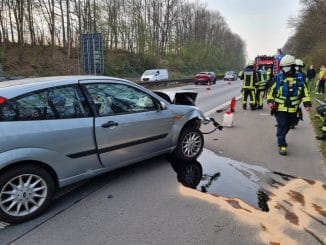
265, 68, 273, 96
267, 55, 311, 156
289, 59, 307, 129
240, 60, 257, 110
266, 68, 272, 86
316, 104, 326, 140
256, 65, 267, 109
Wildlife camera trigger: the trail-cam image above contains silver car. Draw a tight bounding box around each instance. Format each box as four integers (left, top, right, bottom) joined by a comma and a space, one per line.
0, 75, 206, 224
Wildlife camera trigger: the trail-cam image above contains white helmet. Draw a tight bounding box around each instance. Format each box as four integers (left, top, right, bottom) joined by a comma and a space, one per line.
280, 55, 295, 67
247, 60, 255, 66
295, 59, 304, 67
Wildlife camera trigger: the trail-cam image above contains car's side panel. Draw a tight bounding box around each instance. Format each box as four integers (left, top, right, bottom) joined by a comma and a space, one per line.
95, 110, 174, 170
0, 118, 102, 181
168, 105, 204, 147
0, 147, 101, 187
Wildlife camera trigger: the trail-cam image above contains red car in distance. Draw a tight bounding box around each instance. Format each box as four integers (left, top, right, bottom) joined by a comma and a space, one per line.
194, 72, 217, 85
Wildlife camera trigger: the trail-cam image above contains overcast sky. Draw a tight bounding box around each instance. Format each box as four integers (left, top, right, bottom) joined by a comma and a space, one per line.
199, 0, 301, 59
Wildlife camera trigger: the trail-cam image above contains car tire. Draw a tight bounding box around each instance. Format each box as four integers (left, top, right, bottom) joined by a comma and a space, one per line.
173, 126, 204, 161
0, 164, 55, 224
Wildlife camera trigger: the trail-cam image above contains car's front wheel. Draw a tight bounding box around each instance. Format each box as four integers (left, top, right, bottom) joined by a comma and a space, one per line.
173, 126, 204, 161
0, 164, 55, 224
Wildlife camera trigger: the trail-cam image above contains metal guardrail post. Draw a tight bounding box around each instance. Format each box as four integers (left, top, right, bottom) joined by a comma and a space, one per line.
315, 98, 326, 106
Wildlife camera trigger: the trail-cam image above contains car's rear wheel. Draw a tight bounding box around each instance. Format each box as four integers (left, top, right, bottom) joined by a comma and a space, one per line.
0, 164, 55, 224
173, 126, 204, 161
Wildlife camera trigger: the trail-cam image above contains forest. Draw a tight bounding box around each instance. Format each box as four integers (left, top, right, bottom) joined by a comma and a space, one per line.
0, 0, 246, 77
283, 0, 326, 68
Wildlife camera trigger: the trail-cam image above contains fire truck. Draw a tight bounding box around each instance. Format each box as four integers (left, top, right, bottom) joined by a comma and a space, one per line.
254, 49, 283, 75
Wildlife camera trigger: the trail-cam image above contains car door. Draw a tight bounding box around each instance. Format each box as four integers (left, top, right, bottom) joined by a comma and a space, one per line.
0, 84, 100, 178
80, 80, 175, 169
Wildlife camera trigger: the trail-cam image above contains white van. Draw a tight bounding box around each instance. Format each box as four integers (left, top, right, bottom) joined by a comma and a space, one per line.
140, 69, 168, 82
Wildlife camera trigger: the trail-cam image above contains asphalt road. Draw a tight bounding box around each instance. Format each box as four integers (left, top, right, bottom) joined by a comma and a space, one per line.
1, 80, 325, 245
158, 79, 242, 113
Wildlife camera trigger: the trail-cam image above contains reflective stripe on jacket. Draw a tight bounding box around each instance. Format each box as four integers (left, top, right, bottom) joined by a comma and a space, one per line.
257, 69, 267, 90
267, 73, 311, 113
242, 67, 257, 89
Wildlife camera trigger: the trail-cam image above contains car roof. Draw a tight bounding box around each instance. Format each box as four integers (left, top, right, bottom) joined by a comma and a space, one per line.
0, 75, 121, 88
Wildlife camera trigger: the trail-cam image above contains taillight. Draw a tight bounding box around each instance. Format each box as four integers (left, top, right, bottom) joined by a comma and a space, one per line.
0, 96, 7, 105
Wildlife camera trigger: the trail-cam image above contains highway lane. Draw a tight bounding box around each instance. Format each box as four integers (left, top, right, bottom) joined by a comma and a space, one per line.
157, 79, 242, 113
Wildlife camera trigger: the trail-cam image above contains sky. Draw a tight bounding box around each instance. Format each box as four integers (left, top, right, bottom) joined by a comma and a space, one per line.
200, 0, 302, 59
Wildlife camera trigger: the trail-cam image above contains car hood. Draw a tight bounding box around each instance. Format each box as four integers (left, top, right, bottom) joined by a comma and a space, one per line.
154, 90, 197, 106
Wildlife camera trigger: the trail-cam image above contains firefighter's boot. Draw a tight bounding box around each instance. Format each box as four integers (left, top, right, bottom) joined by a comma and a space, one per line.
279, 147, 287, 156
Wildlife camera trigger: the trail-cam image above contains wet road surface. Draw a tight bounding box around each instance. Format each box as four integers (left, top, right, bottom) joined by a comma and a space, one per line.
169, 149, 326, 245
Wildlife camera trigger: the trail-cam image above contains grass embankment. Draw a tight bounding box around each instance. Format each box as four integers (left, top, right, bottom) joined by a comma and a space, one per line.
0, 44, 227, 80
309, 80, 326, 159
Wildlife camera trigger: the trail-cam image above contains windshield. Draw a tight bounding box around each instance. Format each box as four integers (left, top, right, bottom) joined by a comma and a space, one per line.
143, 70, 156, 76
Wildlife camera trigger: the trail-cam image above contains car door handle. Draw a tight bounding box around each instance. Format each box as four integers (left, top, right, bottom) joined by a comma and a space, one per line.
101, 121, 119, 128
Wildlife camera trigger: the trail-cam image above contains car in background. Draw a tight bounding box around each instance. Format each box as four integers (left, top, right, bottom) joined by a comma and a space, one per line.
224, 71, 238, 81
194, 72, 216, 85
0, 75, 207, 224
140, 69, 168, 82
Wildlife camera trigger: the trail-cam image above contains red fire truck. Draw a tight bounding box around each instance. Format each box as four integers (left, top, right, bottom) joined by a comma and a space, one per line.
254, 49, 283, 75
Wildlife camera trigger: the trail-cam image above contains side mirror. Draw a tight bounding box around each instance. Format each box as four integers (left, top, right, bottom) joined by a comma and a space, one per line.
158, 101, 167, 110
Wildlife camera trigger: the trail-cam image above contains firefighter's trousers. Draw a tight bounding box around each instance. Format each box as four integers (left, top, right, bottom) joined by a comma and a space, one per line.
242, 88, 256, 109
276, 112, 298, 147
256, 89, 265, 108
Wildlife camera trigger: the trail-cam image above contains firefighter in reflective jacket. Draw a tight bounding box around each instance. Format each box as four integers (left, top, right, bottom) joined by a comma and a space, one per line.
290, 59, 306, 128
256, 65, 267, 109
316, 104, 326, 140
267, 55, 311, 156
240, 60, 257, 110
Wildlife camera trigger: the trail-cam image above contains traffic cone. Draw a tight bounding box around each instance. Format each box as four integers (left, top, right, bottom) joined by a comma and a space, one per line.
230, 97, 236, 112
206, 81, 211, 90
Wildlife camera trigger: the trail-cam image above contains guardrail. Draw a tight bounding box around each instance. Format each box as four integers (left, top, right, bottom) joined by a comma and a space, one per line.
137, 75, 224, 89
315, 98, 325, 106
0, 75, 226, 90
0, 76, 26, 82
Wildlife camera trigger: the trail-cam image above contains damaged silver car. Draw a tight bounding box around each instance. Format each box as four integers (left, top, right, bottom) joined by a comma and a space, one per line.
0, 75, 209, 224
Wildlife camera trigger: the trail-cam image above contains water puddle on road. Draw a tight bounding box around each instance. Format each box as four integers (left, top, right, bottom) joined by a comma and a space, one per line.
168, 149, 326, 245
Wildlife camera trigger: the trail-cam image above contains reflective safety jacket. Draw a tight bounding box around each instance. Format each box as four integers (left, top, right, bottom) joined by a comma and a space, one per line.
267, 70, 272, 80
267, 72, 311, 113
241, 67, 257, 90
256, 69, 267, 90
319, 69, 325, 80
